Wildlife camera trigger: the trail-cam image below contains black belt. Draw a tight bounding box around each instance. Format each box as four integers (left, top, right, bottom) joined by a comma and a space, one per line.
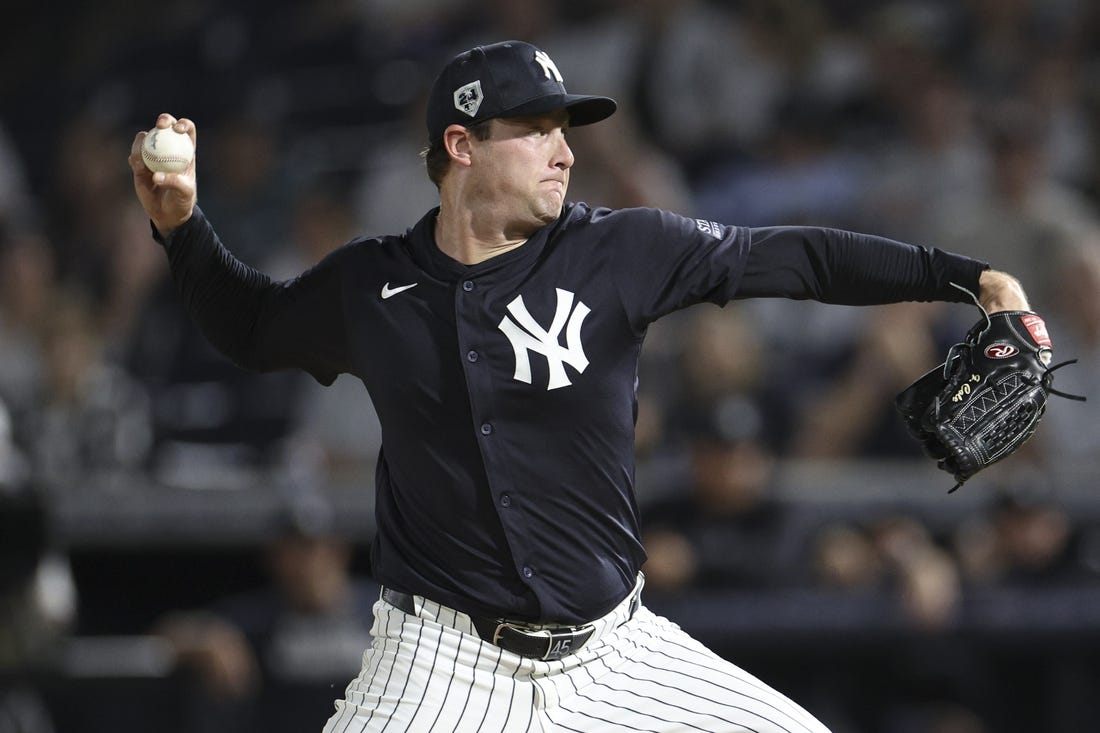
381, 587, 639, 661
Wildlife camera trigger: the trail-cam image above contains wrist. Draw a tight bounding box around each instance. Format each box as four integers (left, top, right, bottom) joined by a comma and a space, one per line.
153, 210, 194, 241
978, 270, 1030, 313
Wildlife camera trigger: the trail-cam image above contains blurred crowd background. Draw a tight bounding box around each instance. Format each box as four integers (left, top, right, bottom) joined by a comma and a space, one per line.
2, 1, 1100, 732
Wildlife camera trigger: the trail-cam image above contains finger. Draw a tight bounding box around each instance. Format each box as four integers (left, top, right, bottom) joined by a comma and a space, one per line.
151, 171, 182, 187
176, 117, 197, 148
129, 132, 149, 171
151, 169, 197, 200
155, 113, 178, 129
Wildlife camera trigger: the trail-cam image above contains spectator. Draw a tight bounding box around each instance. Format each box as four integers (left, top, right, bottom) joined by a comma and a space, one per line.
190, 110, 295, 268
693, 94, 872, 230
858, 67, 989, 245
46, 117, 138, 296
351, 107, 442, 238
94, 194, 169, 362
0, 119, 39, 232
813, 513, 961, 631
1017, 44, 1095, 188
0, 398, 28, 489
273, 178, 384, 484
642, 400, 810, 593
155, 491, 378, 733
0, 486, 76, 733
933, 101, 1100, 309
951, 489, 1093, 589
787, 300, 958, 459
626, 0, 811, 178
0, 223, 54, 423
1032, 238, 1100, 480
21, 290, 152, 489
664, 305, 792, 453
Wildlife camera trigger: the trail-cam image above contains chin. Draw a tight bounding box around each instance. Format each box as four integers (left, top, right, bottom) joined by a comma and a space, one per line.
539, 195, 565, 221
537, 207, 562, 225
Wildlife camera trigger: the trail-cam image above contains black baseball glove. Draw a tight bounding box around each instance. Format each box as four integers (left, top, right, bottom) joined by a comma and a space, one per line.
896, 310, 1084, 491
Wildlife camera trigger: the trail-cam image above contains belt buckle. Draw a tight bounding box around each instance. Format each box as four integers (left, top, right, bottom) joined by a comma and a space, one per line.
491, 622, 593, 661
490, 621, 522, 648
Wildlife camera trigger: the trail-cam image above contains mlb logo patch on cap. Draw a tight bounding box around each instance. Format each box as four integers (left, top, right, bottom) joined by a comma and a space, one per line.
454, 80, 484, 117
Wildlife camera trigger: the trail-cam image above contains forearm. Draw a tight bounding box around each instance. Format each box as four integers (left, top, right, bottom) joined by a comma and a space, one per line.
737, 227, 988, 305
155, 207, 280, 371
154, 207, 349, 384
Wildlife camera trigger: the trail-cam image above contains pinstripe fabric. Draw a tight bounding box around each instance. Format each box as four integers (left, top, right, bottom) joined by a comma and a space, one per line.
323, 591, 831, 733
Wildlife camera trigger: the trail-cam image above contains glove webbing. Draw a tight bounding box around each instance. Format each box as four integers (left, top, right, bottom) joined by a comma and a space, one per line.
945, 358, 1086, 494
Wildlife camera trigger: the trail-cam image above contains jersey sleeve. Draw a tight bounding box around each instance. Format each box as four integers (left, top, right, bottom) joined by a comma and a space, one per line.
594, 207, 751, 328
591, 208, 989, 328
155, 207, 352, 385
736, 226, 990, 304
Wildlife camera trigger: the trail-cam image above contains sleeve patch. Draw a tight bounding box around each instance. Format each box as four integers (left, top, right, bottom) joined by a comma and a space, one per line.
695, 219, 723, 239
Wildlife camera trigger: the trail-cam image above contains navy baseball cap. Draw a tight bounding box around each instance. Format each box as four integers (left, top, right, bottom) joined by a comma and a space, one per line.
426, 40, 617, 143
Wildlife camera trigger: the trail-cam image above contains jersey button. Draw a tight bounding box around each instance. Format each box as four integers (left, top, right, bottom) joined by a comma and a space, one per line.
500, 494, 511, 507
480, 423, 493, 435
466, 350, 479, 363
462, 280, 475, 292
522, 566, 534, 578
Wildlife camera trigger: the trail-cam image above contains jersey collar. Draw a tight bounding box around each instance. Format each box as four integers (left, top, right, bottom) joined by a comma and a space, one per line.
407, 206, 573, 283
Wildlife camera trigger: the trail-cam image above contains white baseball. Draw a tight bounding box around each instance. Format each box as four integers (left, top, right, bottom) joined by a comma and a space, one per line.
141, 126, 194, 173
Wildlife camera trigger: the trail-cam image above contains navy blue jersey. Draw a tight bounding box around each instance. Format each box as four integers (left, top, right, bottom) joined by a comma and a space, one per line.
157, 201, 986, 624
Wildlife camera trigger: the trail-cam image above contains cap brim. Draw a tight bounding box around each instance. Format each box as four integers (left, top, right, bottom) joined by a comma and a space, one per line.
500, 93, 617, 127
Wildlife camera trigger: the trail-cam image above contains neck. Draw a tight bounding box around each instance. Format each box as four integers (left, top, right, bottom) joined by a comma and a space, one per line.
433, 203, 531, 265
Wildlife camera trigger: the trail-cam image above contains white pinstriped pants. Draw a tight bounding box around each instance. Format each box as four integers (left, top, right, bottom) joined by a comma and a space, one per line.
322, 585, 831, 733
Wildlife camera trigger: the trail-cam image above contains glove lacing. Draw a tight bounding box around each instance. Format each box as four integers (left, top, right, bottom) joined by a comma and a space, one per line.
1043, 359, 1087, 402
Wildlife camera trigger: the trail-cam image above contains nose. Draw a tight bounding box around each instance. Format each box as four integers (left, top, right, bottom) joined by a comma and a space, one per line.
554, 131, 574, 170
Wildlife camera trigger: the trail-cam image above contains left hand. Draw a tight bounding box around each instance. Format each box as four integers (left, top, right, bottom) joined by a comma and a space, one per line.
895, 309, 1066, 490
978, 269, 1029, 313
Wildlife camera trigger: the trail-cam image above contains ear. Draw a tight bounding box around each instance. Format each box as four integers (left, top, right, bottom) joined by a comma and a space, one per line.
443, 124, 475, 168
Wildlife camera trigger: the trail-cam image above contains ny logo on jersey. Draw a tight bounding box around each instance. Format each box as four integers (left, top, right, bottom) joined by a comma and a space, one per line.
498, 288, 590, 390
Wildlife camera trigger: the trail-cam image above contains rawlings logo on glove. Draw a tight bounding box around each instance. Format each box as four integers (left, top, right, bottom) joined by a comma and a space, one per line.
895, 309, 1085, 492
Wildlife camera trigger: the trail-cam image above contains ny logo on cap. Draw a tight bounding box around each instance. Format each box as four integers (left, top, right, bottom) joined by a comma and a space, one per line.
533, 50, 563, 82
454, 80, 484, 117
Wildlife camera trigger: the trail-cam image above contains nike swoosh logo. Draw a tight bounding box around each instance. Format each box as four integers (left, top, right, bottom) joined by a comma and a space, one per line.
381, 282, 418, 299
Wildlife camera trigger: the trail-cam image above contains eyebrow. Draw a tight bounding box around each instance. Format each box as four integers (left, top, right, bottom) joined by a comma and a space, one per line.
503, 112, 571, 128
